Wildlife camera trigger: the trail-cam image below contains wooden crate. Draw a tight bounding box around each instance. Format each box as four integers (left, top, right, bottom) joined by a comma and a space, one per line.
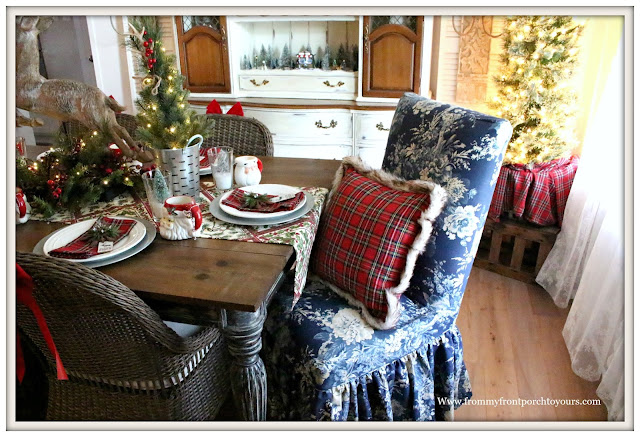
474, 217, 560, 284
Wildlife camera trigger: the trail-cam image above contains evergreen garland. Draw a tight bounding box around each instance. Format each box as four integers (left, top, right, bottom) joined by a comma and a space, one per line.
125, 16, 214, 150
16, 129, 140, 218
489, 16, 583, 165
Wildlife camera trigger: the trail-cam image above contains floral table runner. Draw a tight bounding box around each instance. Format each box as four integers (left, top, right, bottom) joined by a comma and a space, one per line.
30, 183, 329, 307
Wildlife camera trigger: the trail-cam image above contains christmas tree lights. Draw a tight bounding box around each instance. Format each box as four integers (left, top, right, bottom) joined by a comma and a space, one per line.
126, 16, 213, 150
489, 16, 583, 165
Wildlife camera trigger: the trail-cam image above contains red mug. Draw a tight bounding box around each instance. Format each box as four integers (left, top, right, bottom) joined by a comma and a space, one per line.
164, 196, 202, 231
16, 192, 27, 219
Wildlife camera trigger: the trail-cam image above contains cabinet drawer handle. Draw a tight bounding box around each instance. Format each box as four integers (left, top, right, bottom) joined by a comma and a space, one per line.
323, 80, 345, 88
250, 79, 269, 87
315, 120, 338, 129
376, 122, 390, 132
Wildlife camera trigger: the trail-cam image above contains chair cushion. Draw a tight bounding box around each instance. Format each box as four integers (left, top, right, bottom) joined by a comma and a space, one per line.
311, 157, 446, 329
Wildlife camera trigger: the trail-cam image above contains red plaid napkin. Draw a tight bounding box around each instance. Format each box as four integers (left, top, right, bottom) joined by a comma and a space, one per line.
48, 217, 137, 260
200, 148, 210, 169
221, 189, 305, 213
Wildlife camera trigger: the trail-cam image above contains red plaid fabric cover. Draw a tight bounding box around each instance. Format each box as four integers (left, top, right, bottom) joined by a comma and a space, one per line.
48, 216, 137, 259
312, 167, 432, 321
221, 188, 305, 213
489, 156, 579, 227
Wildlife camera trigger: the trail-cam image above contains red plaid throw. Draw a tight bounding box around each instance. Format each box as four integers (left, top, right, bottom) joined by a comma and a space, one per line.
312, 166, 434, 323
489, 156, 579, 227
221, 188, 305, 213
48, 217, 137, 259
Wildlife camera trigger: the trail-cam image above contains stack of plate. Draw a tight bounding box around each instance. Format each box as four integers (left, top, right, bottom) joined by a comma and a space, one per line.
209, 184, 314, 226
34, 216, 156, 268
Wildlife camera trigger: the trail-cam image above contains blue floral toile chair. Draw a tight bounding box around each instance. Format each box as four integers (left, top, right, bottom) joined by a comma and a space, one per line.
263, 93, 512, 421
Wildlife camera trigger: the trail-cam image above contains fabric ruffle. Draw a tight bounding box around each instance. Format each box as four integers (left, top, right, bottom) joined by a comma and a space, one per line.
263, 276, 471, 421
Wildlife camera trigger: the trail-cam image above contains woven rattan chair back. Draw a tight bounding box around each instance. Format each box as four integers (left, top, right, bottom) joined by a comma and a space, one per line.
202, 113, 274, 157
16, 252, 230, 420
61, 113, 138, 141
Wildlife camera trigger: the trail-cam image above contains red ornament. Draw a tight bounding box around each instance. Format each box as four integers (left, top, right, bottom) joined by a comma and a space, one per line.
47, 179, 55, 187
148, 49, 153, 55
143, 41, 149, 48
143, 30, 148, 36
105, 168, 113, 174
55, 188, 62, 195
148, 38, 153, 44
52, 193, 59, 199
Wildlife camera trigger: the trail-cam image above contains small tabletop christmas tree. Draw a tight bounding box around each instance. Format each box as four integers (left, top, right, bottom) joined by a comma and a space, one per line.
489, 16, 583, 166
126, 16, 213, 150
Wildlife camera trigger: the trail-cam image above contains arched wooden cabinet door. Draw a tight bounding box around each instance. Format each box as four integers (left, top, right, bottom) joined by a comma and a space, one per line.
176, 16, 231, 93
362, 16, 423, 98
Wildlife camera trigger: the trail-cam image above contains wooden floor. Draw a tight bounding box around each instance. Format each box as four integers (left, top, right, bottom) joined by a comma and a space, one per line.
455, 267, 608, 421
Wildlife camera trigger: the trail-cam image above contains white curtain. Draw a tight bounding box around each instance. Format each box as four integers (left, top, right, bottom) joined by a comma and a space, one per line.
536, 36, 624, 421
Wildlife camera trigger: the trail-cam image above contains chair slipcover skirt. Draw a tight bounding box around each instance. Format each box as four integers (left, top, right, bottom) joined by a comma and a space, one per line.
263, 277, 471, 421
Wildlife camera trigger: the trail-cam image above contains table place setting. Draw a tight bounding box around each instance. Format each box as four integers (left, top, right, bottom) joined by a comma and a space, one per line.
21, 152, 329, 306
200, 180, 328, 306
31, 215, 157, 268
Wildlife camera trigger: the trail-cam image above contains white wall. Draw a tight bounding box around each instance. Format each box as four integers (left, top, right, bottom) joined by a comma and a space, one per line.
86, 16, 134, 112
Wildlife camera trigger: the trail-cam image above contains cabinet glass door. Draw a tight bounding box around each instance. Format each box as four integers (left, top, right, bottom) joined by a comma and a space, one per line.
362, 16, 423, 98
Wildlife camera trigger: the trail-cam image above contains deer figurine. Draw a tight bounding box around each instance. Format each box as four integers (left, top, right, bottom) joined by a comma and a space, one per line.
15, 16, 154, 162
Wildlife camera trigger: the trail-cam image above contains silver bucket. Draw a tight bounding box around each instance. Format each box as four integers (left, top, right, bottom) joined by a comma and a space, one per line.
154, 143, 200, 198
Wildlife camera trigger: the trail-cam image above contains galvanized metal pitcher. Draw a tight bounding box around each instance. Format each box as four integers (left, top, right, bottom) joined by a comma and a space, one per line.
153, 135, 203, 198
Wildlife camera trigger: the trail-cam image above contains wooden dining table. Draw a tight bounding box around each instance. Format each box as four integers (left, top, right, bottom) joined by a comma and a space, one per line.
15, 156, 341, 421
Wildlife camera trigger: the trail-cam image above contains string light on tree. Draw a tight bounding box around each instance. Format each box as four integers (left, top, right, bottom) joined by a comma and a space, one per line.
489, 16, 583, 165
125, 16, 213, 152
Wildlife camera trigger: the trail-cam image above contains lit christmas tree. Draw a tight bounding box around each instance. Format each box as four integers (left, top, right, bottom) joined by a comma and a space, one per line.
489, 16, 583, 165
126, 16, 213, 150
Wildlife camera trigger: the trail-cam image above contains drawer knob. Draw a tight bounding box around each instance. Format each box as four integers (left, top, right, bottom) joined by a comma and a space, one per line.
376, 122, 390, 132
250, 79, 270, 87
323, 80, 345, 88
315, 120, 338, 129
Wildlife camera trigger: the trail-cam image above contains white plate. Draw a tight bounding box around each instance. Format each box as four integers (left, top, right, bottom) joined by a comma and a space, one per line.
34, 217, 157, 268
42, 217, 146, 263
219, 184, 306, 219
210, 192, 315, 226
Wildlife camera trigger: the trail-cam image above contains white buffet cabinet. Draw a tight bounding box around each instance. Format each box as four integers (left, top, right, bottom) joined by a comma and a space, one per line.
199, 102, 395, 168
176, 15, 432, 167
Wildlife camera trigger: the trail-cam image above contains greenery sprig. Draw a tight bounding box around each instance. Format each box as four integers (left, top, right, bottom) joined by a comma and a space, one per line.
242, 192, 272, 209
86, 221, 121, 243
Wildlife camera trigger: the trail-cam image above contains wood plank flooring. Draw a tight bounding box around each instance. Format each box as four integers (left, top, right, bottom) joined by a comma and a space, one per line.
455, 267, 608, 421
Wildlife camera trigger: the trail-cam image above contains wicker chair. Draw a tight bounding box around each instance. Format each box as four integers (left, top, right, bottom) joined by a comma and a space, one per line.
61, 113, 139, 141
202, 113, 274, 156
16, 252, 230, 421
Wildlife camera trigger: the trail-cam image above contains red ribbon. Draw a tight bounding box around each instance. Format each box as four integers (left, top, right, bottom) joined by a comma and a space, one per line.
206, 99, 244, 116
16, 263, 68, 383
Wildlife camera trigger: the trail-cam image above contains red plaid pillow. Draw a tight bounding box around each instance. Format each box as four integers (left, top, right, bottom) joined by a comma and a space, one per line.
311, 157, 447, 329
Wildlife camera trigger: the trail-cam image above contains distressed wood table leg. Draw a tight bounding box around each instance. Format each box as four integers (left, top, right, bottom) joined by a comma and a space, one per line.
221, 305, 267, 421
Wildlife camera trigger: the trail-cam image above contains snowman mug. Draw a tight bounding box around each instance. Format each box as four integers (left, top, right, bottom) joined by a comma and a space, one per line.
234, 156, 263, 187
